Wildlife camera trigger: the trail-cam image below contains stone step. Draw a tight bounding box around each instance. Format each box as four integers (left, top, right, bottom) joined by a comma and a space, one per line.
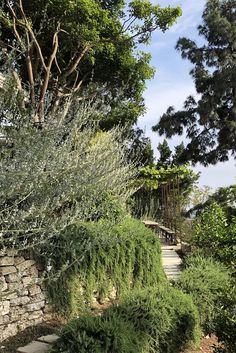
163, 267, 181, 271
17, 335, 59, 353
17, 341, 51, 353
166, 272, 180, 277
37, 334, 59, 344
161, 244, 182, 280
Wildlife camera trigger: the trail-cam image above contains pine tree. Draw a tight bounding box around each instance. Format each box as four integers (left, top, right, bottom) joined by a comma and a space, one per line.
156, 139, 185, 167
157, 139, 172, 167
153, 0, 236, 165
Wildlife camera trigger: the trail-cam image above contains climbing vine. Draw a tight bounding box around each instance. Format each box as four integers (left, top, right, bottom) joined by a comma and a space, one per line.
138, 164, 198, 190
132, 164, 198, 221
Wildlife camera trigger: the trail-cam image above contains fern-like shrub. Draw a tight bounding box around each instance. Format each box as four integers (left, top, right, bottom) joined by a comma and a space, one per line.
51, 315, 146, 353
52, 283, 200, 353
177, 255, 232, 334
48, 218, 165, 316
106, 284, 200, 352
215, 285, 236, 353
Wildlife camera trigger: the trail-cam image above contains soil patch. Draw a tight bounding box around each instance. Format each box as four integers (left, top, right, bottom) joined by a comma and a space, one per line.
184, 336, 221, 353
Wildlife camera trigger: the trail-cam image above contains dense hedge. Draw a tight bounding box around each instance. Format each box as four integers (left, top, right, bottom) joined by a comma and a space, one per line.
48, 218, 165, 316
107, 284, 200, 353
215, 286, 236, 353
177, 255, 232, 334
52, 284, 200, 353
192, 203, 236, 272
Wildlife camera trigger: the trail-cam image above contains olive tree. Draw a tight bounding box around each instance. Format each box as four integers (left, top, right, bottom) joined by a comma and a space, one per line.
0, 77, 136, 257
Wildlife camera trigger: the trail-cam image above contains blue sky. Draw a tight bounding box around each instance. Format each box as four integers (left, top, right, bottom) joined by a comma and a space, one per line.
137, 0, 236, 189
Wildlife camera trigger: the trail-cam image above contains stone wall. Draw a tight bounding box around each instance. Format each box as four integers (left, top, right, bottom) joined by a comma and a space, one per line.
0, 253, 52, 342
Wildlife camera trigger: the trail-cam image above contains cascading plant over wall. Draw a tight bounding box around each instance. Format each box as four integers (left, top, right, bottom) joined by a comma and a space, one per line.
46, 218, 165, 317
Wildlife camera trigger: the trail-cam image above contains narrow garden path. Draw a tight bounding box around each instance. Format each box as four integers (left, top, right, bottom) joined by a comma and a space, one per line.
142, 220, 183, 280
161, 242, 182, 280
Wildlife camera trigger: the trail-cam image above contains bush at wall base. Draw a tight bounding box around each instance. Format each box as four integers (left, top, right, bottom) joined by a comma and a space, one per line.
176, 254, 232, 335
51, 284, 200, 353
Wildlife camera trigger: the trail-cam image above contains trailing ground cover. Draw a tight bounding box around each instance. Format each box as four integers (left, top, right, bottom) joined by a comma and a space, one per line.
52, 315, 144, 353
106, 284, 200, 352
48, 218, 165, 316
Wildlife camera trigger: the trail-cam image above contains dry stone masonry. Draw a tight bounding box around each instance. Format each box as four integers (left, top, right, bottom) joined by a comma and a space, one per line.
0, 253, 52, 342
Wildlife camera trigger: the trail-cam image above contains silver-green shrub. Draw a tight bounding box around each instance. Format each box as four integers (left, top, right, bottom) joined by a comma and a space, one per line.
0, 77, 135, 259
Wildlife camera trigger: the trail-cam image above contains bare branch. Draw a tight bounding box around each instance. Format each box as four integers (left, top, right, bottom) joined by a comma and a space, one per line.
7, 1, 26, 51
28, 33, 47, 72
0, 39, 22, 53
62, 46, 90, 80
36, 28, 60, 122
16, 0, 47, 72
11, 69, 25, 110
54, 55, 62, 75
25, 30, 35, 104
120, 15, 134, 32
122, 17, 137, 33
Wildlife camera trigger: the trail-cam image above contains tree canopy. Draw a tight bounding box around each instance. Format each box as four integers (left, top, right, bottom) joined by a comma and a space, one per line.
126, 127, 154, 167
153, 0, 236, 165
187, 185, 236, 220
0, 0, 181, 126
156, 139, 185, 168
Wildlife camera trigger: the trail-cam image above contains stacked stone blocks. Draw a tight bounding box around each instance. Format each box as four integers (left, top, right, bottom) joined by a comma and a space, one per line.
0, 253, 51, 342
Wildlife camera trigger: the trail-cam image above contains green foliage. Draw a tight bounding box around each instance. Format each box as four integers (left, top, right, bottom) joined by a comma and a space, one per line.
138, 164, 198, 190
51, 315, 144, 353
126, 127, 154, 167
192, 203, 236, 270
181, 218, 195, 243
193, 202, 227, 248
177, 255, 232, 334
52, 283, 200, 353
187, 185, 236, 221
156, 139, 172, 167
48, 218, 165, 316
107, 284, 201, 352
187, 185, 213, 210
156, 139, 185, 168
131, 164, 198, 220
214, 286, 236, 353
131, 187, 162, 220
153, 0, 236, 165
0, 0, 181, 126
0, 94, 135, 257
